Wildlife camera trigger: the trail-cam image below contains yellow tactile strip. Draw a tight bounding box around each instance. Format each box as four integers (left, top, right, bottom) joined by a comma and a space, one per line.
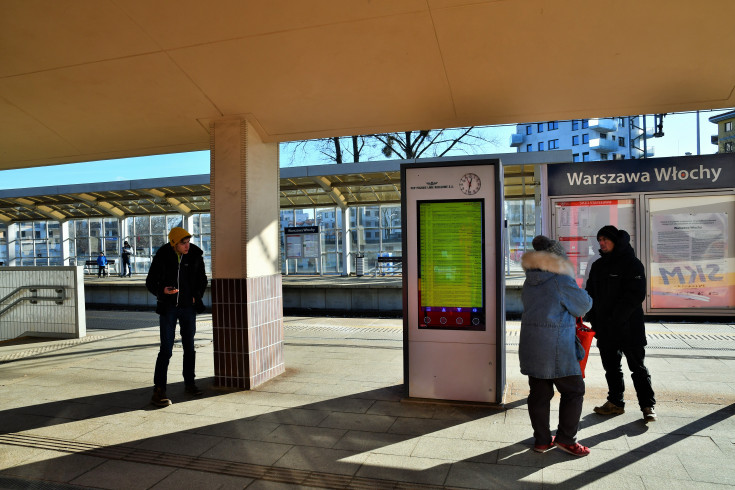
0, 433, 454, 489
0, 336, 106, 364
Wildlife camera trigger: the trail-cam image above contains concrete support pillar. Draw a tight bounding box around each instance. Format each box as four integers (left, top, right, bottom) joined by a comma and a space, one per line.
60, 221, 72, 265
210, 117, 284, 389
7, 222, 19, 266
342, 207, 351, 276
182, 214, 194, 236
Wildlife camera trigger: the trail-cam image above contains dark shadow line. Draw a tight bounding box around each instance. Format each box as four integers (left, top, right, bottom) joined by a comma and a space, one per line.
546, 403, 735, 488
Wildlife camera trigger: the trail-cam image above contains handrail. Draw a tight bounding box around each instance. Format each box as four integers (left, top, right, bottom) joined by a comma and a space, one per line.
0, 285, 69, 318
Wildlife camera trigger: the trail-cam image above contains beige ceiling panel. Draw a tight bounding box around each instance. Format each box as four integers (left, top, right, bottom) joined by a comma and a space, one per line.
0, 98, 80, 168
0, 1, 159, 77
171, 11, 455, 138
0, 53, 215, 159
434, 0, 735, 124
121, 0, 428, 49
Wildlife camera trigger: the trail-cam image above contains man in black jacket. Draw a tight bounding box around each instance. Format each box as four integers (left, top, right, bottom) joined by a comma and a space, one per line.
585, 225, 656, 422
146, 227, 208, 407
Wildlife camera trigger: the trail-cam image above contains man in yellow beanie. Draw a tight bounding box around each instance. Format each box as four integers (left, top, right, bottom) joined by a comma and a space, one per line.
145, 226, 208, 407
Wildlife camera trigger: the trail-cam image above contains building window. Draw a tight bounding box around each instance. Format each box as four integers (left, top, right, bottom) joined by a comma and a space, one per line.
581, 119, 589, 129
526, 125, 532, 135
582, 133, 589, 144
526, 144, 532, 152
582, 152, 590, 162
537, 123, 544, 133
618, 136, 625, 147
725, 122, 733, 132
547, 121, 558, 130
573, 153, 580, 162
618, 117, 625, 128
601, 153, 608, 160
538, 141, 544, 151
725, 141, 734, 152
572, 135, 580, 146
572, 120, 579, 131
548, 139, 559, 149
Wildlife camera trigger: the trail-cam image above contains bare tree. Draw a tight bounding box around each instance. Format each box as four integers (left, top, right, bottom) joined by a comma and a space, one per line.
281, 127, 500, 166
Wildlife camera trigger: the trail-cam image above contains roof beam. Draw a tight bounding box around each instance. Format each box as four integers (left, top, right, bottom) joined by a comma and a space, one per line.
12, 198, 67, 221
142, 189, 192, 216
74, 194, 126, 218
311, 176, 348, 210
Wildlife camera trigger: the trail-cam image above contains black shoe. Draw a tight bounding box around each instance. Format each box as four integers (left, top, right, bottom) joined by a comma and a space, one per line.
185, 383, 203, 396
151, 387, 172, 407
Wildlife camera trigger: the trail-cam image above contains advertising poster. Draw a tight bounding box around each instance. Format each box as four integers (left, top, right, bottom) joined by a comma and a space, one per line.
650, 213, 732, 308
553, 199, 636, 287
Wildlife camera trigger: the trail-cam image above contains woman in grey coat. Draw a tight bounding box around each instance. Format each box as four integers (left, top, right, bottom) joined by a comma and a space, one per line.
519, 235, 593, 457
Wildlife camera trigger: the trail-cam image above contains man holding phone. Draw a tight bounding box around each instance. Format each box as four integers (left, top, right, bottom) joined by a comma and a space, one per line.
146, 227, 208, 407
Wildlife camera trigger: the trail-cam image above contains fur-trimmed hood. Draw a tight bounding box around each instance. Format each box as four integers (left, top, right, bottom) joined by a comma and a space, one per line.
521, 250, 575, 278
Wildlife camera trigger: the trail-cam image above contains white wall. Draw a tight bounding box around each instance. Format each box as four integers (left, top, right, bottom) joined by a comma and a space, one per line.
0, 266, 86, 341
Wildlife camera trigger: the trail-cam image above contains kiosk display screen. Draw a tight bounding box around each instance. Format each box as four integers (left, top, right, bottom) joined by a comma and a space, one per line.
417, 199, 485, 329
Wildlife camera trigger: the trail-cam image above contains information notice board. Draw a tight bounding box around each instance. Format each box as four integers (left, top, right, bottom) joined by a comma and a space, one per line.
417, 199, 485, 329
284, 226, 320, 259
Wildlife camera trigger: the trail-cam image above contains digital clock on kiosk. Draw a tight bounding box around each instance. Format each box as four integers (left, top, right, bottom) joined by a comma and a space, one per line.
459, 172, 481, 195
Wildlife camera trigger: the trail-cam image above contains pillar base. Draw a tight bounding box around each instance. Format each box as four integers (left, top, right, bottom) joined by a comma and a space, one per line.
212, 274, 284, 389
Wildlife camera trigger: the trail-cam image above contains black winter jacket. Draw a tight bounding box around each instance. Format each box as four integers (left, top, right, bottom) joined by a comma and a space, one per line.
146, 243, 208, 314
585, 235, 647, 345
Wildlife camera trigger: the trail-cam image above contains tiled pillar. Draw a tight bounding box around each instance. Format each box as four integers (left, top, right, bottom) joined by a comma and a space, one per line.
210, 117, 284, 389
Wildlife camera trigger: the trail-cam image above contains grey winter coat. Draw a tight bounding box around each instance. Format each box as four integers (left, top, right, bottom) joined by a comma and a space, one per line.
519, 250, 593, 379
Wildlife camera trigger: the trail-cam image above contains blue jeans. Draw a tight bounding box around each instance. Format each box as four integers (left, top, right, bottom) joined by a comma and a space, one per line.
153, 305, 196, 389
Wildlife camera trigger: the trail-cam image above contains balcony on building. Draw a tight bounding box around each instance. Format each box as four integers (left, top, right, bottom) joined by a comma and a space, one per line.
588, 118, 617, 133
630, 146, 655, 158
588, 137, 618, 153
510, 133, 524, 147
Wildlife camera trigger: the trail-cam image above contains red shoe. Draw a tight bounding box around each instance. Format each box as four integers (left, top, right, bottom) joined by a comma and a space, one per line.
533, 436, 555, 453
554, 441, 590, 457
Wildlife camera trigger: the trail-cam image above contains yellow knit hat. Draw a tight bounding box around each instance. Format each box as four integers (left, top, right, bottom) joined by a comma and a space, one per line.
168, 227, 191, 247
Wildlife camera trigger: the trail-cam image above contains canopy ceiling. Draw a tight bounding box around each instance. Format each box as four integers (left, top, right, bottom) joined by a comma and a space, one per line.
0, 152, 569, 222
2, 1, 734, 171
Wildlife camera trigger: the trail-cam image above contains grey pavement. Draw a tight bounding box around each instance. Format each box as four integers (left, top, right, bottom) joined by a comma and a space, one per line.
1, 311, 734, 489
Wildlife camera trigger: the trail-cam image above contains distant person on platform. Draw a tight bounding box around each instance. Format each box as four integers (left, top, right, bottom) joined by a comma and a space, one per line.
519, 235, 593, 457
96, 251, 107, 278
146, 227, 208, 407
120, 240, 133, 277
585, 225, 656, 422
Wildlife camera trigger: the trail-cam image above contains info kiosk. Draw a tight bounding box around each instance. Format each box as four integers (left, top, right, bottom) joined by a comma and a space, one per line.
401, 158, 505, 405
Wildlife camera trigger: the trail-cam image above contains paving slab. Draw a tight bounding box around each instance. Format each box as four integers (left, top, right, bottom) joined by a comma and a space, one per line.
1, 310, 734, 489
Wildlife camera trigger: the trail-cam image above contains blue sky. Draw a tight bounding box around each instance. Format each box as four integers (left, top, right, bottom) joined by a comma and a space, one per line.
0, 110, 727, 191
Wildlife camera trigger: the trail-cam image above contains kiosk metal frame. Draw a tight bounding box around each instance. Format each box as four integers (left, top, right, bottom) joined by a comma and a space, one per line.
401, 157, 505, 405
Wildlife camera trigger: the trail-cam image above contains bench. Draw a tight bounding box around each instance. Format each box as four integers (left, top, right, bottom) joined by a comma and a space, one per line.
376, 256, 402, 276
85, 259, 116, 276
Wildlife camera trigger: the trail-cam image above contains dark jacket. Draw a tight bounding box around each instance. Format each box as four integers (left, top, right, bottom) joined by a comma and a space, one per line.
146, 242, 208, 314
519, 250, 592, 378
585, 233, 646, 345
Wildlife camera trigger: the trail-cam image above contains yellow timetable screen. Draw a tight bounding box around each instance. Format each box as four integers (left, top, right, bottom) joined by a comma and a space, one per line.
418, 200, 485, 329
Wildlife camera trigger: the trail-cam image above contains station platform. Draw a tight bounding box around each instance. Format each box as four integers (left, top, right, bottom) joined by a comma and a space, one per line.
1, 311, 734, 488
82, 273, 527, 316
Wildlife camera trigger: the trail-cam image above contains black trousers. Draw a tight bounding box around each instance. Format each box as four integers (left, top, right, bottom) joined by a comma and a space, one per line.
597, 338, 655, 409
527, 375, 585, 446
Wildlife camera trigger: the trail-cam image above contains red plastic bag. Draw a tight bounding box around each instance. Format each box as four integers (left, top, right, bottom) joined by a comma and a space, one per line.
576, 317, 595, 378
